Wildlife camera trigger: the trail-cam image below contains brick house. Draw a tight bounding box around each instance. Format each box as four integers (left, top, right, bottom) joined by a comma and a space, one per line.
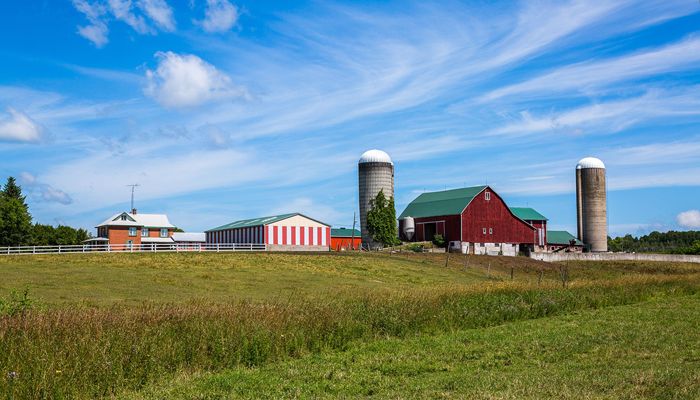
93, 209, 176, 247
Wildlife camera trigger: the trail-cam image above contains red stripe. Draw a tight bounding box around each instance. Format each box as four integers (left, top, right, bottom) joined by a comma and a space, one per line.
300, 226, 305, 246
308, 227, 313, 245
273, 226, 278, 244
282, 226, 287, 245
291, 226, 296, 245
326, 227, 330, 247
317, 227, 322, 246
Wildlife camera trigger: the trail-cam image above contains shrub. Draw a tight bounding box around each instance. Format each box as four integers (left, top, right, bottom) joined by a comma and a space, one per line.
432, 234, 446, 248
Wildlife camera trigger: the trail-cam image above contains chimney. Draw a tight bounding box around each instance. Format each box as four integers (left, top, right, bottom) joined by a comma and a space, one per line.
131, 208, 137, 215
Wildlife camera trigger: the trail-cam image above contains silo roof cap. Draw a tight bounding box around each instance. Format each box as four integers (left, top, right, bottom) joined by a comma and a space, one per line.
577, 157, 605, 169
359, 149, 393, 164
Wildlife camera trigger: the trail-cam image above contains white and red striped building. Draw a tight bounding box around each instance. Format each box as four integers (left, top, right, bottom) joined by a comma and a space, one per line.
205, 213, 331, 251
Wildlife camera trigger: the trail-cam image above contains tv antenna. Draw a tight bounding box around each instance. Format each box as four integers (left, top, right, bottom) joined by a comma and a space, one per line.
126, 184, 140, 211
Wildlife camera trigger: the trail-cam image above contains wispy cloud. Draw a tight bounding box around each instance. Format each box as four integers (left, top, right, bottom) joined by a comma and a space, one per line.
677, 210, 700, 228
19, 172, 73, 205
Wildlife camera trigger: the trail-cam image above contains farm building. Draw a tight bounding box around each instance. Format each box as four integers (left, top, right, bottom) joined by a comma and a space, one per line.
90, 209, 176, 247
398, 186, 540, 256
547, 230, 584, 253
330, 228, 361, 251
509, 207, 548, 252
206, 213, 331, 252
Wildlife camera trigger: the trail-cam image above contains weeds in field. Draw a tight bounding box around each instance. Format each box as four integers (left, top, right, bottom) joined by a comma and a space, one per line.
0, 288, 33, 317
1, 275, 699, 399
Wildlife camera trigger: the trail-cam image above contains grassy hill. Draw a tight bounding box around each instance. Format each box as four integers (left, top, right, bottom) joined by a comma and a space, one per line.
1, 252, 699, 399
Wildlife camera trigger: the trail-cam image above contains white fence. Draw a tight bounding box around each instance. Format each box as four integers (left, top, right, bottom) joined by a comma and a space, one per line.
0, 243, 267, 256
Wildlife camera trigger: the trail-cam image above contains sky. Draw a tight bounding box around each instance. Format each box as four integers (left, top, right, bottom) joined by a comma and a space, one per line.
1, 0, 700, 238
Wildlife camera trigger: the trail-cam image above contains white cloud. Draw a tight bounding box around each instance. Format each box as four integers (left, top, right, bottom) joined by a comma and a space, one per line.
139, 0, 176, 32
0, 108, 43, 142
144, 51, 245, 108
72, 0, 176, 46
677, 210, 700, 228
19, 172, 73, 205
73, 0, 110, 47
198, 0, 238, 33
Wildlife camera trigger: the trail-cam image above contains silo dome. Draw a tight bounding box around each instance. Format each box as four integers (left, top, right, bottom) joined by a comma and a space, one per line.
577, 157, 605, 169
359, 149, 393, 165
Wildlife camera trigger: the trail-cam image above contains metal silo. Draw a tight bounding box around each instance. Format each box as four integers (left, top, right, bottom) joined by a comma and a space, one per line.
576, 157, 607, 252
358, 149, 394, 249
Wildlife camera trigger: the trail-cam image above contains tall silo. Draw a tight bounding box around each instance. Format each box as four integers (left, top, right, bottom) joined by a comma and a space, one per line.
576, 157, 607, 252
358, 149, 394, 249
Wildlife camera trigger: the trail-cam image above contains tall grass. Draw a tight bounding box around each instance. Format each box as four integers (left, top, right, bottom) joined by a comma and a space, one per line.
1, 275, 699, 399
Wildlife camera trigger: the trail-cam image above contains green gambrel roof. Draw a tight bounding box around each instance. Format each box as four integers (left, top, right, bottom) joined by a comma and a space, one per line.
331, 228, 361, 238
206, 213, 298, 232
547, 230, 583, 246
398, 186, 487, 219
509, 207, 548, 221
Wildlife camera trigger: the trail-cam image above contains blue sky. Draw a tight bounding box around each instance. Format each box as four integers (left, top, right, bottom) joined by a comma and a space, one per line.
1, 0, 700, 237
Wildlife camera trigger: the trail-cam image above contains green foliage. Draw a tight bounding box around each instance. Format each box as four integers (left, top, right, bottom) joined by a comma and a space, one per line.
405, 243, 425, 253
1, 276, 698, 399
0, 177, 33, 246
432, 234, 446, 248
366, 190, 400, 247
0, 288, 33, 317
608, 231, 700, 254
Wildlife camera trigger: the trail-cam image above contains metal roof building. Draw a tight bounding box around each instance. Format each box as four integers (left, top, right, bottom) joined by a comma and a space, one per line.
206, 213, 330, 251
398, 186, 540, 255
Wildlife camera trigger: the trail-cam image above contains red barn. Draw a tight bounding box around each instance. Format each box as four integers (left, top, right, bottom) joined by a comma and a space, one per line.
509, 207, 548, 252
398, 186, 538, 255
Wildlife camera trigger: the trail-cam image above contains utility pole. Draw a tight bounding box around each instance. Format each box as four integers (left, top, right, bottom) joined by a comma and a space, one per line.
126, 184, 140, 211
351, 212, 357, 251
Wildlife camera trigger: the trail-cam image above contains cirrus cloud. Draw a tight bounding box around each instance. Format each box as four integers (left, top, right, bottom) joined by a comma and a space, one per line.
144, 51, 246, 108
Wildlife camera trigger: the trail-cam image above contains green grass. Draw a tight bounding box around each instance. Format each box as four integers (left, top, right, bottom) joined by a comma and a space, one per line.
0, 252, 502, 306
1, 252, 700, 399
3, 252, 698, 307
126, 293, 700, 399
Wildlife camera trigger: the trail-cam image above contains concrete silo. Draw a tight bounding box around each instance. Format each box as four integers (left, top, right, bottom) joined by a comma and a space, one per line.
358, 149, 394, 249
576, 157, 607, 252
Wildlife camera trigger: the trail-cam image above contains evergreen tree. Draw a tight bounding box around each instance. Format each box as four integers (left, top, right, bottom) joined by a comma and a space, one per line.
366, 189, 400, 247
0, 177, 33, 246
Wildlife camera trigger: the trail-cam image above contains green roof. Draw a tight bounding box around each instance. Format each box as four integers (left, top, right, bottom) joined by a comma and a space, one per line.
399, 186, 487, 219
509, 207, 548, 221
547, 230, 583, 246
206, 213, 298, 232
331, 228, 361, 238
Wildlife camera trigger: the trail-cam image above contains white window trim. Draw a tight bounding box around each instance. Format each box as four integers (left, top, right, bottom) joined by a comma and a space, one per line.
160, 228, 168, 238
128, 227, 137, 237
485, 191, 491, 201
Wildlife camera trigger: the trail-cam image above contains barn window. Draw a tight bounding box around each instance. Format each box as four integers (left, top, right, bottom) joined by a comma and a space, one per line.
128, 227, 137, 236
489, 228, 493, 235
141, 228, 149, 237
485, 191, 491, 201
482, 228, 487, 235
160, 228, 168, 238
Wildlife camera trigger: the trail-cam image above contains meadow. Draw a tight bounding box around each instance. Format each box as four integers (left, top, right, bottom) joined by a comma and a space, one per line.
1, 252, 699, 399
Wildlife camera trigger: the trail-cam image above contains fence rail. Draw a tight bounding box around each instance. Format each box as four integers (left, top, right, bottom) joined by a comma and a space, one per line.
0, 243, 267, 256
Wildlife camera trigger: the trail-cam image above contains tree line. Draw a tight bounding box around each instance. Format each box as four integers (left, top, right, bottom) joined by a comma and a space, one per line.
0, 177, 90, 247
608, 231, 700, 255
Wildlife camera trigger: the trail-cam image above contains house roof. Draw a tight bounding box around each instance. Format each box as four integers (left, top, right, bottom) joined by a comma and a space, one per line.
96, 212, 175, 228
509, 207, 548, 221
206, 213, 329, 232
172, 232, 206, 242
141, 237, 175, 243
331, 228, 361, 238
398, 186, 487, 219
547, 230, 584, 246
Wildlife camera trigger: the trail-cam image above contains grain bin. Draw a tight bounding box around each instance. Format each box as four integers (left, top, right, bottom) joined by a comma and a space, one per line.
576, 157, 607, 252
358, 149, 394, 249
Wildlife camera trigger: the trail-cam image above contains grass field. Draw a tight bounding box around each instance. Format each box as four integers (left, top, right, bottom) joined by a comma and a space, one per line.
127, 294, 700, 399
1, 252, 699, 399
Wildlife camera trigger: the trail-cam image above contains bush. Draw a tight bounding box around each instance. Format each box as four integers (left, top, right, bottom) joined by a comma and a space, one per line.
0, 288, 33, 317
432, 234, 446, 248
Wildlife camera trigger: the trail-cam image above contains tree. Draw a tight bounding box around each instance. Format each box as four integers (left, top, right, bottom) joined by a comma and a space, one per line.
366, 189, 400, 247
0, 177, 33, 246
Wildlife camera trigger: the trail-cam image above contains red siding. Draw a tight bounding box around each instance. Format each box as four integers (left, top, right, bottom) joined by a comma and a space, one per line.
461, 189, 535, 243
